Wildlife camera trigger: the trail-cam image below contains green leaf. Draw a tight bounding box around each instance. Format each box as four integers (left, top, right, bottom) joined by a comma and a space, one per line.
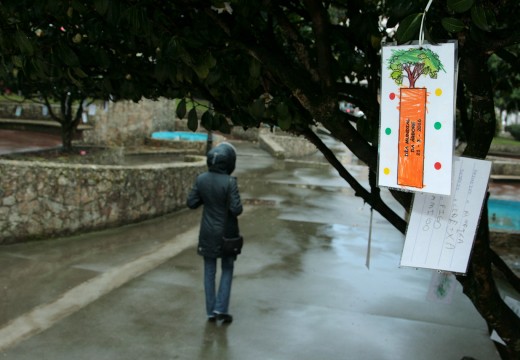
485, 8, 497, 28
154, 61, 170, 82
200, 110, 213, 130
370, 35, 381, 49
471, 5, 490, 31
205, 70, 221, 85
278, 115, 292, 131
275, 102, 290, 120
395, 13, 422, 44
441, 17, 466, 33
11, 55, 23, 68
248, 99, 265, 119
447, 0, 474, 13
94, 0, 109, 15
187, 108, 198, 131
249, 59, 261, 78
217, 114, 231, 133
193, 53, 215, 79
73, 67, 88, 78
30, 58, 45, 78
387, 1, 416, 23
71, 0, 88, 13
15, 31, 34, 55
193, 63, 210, 80
206, 54, 216, 68
176, 99, 187, 119
58, 44, 80, 67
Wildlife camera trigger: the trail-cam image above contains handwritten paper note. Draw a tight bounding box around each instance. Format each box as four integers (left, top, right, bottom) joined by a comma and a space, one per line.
400, 156, 492, 273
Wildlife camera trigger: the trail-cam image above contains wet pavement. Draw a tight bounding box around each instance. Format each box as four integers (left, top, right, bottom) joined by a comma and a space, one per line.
0, 131, 504, 359
0, 129, 61, 154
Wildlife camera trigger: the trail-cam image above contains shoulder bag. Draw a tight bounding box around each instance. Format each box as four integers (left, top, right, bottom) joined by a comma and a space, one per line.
222, 177, 243, 256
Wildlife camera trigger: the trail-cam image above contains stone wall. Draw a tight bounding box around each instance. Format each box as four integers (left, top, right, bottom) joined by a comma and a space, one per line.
490, 158, 520, 176
0, 157, 206, 244
0, 101, 60, 120
82, 98, 177, 146
0, 98, 178, 146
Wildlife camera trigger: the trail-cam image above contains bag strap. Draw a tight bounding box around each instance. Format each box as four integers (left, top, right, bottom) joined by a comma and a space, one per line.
223, 176, 232, 232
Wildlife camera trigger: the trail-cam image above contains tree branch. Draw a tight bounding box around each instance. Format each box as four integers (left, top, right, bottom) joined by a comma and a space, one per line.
302, 0, 334, 92
490, 249, 520, 293
302, 127, 407, 234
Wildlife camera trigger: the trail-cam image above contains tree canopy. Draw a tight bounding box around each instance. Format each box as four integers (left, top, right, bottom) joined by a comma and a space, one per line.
1, 0, 519, 358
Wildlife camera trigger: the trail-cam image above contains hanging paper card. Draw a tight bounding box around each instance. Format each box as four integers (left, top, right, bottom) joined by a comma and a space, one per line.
378, 41, 457, 195
400, 156, 492, 274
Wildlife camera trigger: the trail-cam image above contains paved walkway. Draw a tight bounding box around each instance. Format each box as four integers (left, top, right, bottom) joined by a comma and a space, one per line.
0, 129, 61, 154
0, 132, 502, 359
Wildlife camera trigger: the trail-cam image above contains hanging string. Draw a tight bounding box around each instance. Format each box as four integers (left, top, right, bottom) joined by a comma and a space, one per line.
419, 0, 434, 47
365, 207, 373, 270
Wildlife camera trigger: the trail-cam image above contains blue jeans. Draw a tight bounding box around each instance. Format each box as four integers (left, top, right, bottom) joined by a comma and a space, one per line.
203, 256, 235, 316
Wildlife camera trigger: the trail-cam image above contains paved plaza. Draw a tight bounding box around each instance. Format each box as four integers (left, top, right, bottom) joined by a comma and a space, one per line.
0, 131, 502, 359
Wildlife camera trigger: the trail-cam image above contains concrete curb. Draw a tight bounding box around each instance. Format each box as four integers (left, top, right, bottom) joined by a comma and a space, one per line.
258, 133, 285, 159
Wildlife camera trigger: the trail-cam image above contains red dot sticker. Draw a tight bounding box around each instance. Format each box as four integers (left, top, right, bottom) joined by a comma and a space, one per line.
434, 162, 442, 170
389, 93, 396, 100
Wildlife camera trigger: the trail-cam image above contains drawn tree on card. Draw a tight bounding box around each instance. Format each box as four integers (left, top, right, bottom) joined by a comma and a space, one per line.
388, 48, 445, 88
386, 47, 447, 189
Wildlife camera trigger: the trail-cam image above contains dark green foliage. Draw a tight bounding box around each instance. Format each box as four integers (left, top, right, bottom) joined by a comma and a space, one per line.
505, 124, 520, 141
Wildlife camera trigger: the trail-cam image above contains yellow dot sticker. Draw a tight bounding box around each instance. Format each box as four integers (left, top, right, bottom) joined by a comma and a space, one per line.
383, 168, 390, 175
435, 88, 442, 96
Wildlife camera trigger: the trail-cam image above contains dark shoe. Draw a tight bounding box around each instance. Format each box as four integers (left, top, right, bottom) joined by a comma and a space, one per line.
216, 313, 233, 324
207, 314, 217, 322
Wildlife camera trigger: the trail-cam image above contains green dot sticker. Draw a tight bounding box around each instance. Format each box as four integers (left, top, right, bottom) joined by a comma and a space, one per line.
385, 128, 392, 135
434, 122, 442, 130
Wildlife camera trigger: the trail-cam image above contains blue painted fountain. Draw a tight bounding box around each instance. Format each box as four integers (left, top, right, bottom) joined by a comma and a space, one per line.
488, 198, 520, 232
151, 131, 208, 141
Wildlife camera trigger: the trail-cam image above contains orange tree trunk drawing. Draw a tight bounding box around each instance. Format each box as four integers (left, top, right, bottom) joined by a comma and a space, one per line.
398, 88, 426, 188
388, 48, 445, 188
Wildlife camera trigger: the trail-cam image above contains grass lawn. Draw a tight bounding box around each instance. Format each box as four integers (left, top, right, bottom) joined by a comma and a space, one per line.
492, 136, 520, 147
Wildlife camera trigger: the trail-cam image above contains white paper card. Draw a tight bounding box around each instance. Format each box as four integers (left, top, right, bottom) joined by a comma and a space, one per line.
400, 156, 492, 273
378, 42, 457, 195
491, 330, 506, 346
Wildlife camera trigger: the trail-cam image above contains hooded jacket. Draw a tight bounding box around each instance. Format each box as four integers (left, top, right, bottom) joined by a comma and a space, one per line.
186, 142, 243, 258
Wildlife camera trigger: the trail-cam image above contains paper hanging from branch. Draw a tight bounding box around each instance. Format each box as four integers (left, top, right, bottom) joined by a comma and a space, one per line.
400, 156, 492, 273
378, 41, 457, 195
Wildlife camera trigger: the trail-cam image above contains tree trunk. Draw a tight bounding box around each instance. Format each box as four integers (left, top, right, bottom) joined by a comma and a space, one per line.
59, 94, 85, 152
61, 123, 75, 152
457, 208, 520, 359
458, 45, 520, 359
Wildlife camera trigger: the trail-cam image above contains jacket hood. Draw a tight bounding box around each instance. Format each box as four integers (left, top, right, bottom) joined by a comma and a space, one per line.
207, 142, 237, 174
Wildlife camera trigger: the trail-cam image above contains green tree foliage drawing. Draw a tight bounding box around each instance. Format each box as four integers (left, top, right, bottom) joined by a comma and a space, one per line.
388, 48, 445, 88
